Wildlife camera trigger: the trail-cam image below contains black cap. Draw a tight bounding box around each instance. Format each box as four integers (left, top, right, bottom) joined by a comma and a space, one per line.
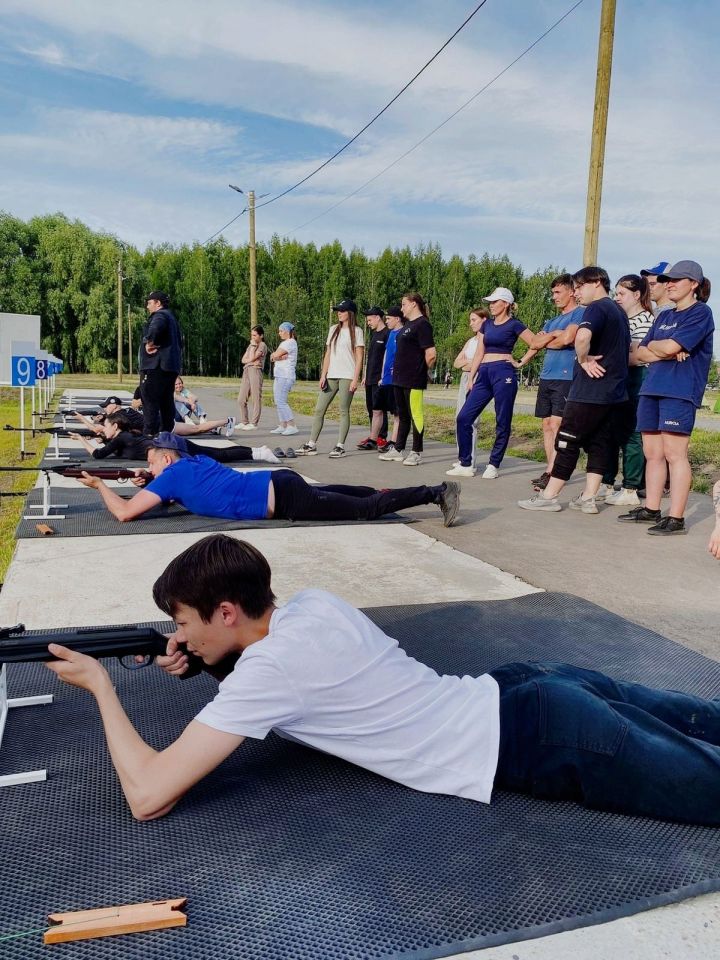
385, 306, 403, 318
332, 299, 357, 313
363, 305, 385, 318
99, 396, 123, 408
146, 291, 170, 306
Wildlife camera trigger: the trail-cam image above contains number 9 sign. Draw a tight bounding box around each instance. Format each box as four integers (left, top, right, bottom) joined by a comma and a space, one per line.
11, 356, 36, 387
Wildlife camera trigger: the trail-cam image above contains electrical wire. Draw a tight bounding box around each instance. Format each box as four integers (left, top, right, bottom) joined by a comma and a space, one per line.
254, 0, 490, 210
289, 0, 585, 233
202, 207, 247, 246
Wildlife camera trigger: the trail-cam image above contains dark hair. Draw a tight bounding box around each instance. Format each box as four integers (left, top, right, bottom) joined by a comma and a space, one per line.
469, 307, 490, 320
572, 265, 611, 293
106, 410, 139, 433
153, 534, 276, 623
403, 292, 429, 316
697, 277, 712, 303
551, 273, 574, 289
616, 274, 653, 314
252, 325, 265, 337
329, 310, 358, 351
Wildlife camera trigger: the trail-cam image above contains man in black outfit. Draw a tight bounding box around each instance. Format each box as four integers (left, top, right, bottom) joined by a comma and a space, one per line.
140, 291, 183, 435
357, 306, 390, 450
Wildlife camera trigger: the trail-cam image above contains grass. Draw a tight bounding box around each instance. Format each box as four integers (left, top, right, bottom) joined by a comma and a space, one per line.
0, 386, 51, 583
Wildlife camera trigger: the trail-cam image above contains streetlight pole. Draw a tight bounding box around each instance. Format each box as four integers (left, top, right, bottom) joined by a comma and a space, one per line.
248, 190, 257, 328
583, 0, 617, 266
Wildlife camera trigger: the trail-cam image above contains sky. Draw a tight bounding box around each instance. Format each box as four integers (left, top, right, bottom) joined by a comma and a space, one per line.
1, 0, 719, 324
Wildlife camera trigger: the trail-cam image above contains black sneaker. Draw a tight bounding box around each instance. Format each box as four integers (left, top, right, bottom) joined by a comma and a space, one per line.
356, 437, 377, 450
647, 516, 686, 536
532, 471, 549, 486
617, 506, 662, 523
437, 481, 461, 527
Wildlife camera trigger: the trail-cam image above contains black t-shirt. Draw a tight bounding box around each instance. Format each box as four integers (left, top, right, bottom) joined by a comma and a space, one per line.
567, 298, 630, 405
392, 317, 435, 390
92, 431, 153, 460
365, 327, 389, 385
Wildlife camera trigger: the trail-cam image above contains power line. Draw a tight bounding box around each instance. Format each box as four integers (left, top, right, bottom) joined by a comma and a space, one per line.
254, 0, 490, 211
202, 207, 247, 246
290, 0, 586, 234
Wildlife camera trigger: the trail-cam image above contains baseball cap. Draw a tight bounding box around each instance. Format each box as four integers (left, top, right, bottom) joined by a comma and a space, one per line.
99, 396, 123, 408
332, 299, 357, 313
658, 260, 704, 284
146, 290, 170, 305
149, 432, 189, 455
278, 321, 295, 332
386, 306, 404, 318
640, 262, 670, 277
363, 305, 385, 318
483, 287, 515, 304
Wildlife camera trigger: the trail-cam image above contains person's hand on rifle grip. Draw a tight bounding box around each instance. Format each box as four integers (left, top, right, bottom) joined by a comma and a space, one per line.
131, 470, 150, 487
77, 471, 103, 489
45, 644, 108, 693
153, 633, 190, 677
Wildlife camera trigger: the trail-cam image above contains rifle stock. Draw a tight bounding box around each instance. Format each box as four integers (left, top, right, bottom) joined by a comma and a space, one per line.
4, 424, 97, 438
0, 464, 151, 482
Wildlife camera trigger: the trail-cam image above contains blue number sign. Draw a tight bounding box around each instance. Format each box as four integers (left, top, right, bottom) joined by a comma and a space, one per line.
11, 356, 36, 387
35, 358, 48, 380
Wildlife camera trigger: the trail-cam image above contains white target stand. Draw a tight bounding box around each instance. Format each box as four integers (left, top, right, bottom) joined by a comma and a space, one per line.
24, 470, 67, 521
0, 665, 53, 787
42, 432, 72, 462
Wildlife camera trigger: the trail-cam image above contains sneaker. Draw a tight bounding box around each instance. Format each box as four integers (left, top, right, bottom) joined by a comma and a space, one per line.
282, 426, 299, 436
647, 516, 686, 536
604, 488, 640, 507
376, 437, 389, 450
481, 465, 499, 480
446, 464, 475, 478
532, 471, 550, 490
272, 447, 287, 459
224, 416, 236, 438
284, 447, 297, 459
568, 493, 599, 514
518, 495, 562, 512
618, 506, 662, 523
356, 437, 377, 450
295, 442, 317, 456
270, 426, 285, 434
328, 445, 346, 458
379, 446, 404, 462
242, 423, 257, 431
403, 451, 421, 466
237, 421, 249, 429
255, 445, 281, 464
199, 415, 207, 423
437, 481, 460, 527
594, 483, 612, 503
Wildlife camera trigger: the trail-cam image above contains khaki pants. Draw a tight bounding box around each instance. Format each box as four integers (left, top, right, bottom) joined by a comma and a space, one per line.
238, 367, 264, 425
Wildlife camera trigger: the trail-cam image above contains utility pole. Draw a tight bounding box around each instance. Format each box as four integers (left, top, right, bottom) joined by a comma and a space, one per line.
583, 0, 617, 266
127, 304, 133, 378
248, 189, 257, 328
116, 254, 123, 382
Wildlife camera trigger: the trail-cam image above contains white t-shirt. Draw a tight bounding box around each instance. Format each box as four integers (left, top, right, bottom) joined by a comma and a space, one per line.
461, 336, 480, 364
273, 338, 297, 379
326, 324, 365, 380
195, 589, 500, 804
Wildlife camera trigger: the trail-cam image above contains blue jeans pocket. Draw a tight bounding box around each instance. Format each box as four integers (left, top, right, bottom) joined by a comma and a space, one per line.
538, 679, 627, 757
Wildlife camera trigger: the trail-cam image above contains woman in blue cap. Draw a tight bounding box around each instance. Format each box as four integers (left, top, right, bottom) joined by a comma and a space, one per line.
619, 261, 714, 535
269, 322, 299, 436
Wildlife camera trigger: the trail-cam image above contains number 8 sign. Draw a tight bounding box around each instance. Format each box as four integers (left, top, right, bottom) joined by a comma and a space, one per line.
11, 356, 36, 387
35, 358, 47, 380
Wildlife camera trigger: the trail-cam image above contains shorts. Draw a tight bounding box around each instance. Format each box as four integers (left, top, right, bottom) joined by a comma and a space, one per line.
371, 384, 396, 414
535, 378, 571, 418
636, 396, 696, 436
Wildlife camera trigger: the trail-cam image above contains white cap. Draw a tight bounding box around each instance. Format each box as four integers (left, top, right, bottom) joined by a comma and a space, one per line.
483, 287, 515, 304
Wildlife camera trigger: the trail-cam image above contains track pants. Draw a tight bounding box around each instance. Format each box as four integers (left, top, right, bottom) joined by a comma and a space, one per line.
457, 362, 517, 468
237, 367, 264, 425
394, 386, 425, 453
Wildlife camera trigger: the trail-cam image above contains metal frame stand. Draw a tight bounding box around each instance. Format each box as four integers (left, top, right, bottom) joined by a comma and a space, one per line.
42, 433, 72, 462
0, 665, 53, 787
24, 470, 67, 521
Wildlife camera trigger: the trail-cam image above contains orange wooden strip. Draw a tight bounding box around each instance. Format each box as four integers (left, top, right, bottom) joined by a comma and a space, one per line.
44, 898, 187, 944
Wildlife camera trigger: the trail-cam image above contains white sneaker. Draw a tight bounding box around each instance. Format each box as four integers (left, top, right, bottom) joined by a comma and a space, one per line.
518, 495, 562, 512
199, 415, 207, 423
270, 426, 285, 434
328, 445, 346, 458
296, 442, 318, 456
481, 465, 499, 479
224, 417, 236, 438
568, 493, 599, 514
253, 445, 281, 464
446, 464, 475, 477
595, 483, 612, 502
403, 451, 421, 466
378, 446, 404, 462
238, 422, 249, 429
282, 426, 299, 436
242, 423, 257, 431
604, 487, 640, 507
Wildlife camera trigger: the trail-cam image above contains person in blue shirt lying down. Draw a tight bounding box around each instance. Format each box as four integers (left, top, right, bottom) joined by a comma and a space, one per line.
75, 432, 461, 527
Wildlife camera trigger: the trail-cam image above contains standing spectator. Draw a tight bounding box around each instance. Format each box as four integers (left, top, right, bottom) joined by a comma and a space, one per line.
380, 293, 435, 466
640, 262, 672, 317
448, 288, 534, 479
514, 275, 583, 490
444, 371, 453, 389
269, 322, 299, 436
518, 266, 630, 514
296, 299, 365, 459
140, 291, 182, 436
620, 261, 714, 535
451, 308, 489, 471
237, 326, 268, 431
357, 307, 389, 451
601, 275, 655, 507
375, 307, 403, 455
174, 377, 207, 422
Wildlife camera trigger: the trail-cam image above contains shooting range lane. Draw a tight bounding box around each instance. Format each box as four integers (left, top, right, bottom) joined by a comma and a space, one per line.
2, 596, 720, 960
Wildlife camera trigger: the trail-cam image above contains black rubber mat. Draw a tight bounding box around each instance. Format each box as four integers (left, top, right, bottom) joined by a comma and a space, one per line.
2, 593, 719, 959
15, 488, 407, 538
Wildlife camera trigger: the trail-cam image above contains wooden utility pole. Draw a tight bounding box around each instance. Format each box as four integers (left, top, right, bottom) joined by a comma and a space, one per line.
583, 0, 617, 266
248, 190, 257, 328
116, 255, 123, 381
127, 304, 133, 378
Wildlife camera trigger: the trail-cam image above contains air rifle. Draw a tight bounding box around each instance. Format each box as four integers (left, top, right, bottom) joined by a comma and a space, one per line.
4, 424, 98, 438
0, 464, 151, 483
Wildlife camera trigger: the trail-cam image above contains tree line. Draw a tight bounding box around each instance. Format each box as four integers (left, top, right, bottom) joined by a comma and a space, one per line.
1, 211, 570, 381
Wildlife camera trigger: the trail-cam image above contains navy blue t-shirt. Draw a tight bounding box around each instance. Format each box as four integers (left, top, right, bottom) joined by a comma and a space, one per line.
146, 455, 271, 519
567, 297, 630, 405
481, 317, 527, 353
639, 302, 715, 407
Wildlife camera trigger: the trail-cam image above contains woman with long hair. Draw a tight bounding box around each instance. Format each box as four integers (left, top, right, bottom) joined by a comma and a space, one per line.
379, 292, 435, 466
620, 261, 714, 535
451, 308, 489, 470
237, 325, 268, 430
448, 288, 534, 479
269, 322, 299, 436
297, 299, 364, 458
600, 274, 655, 507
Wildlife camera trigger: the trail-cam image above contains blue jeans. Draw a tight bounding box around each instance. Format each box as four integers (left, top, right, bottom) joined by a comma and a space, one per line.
457, 362, 518, 467
490, 662, 720, 824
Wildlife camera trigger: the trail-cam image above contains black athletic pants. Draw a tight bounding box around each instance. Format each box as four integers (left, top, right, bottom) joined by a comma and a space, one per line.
185, 441, 252, 462
141, 368, 178, 435
394, 386, 423, 453
271, 469, 440, 521
365, 384, 388, 439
